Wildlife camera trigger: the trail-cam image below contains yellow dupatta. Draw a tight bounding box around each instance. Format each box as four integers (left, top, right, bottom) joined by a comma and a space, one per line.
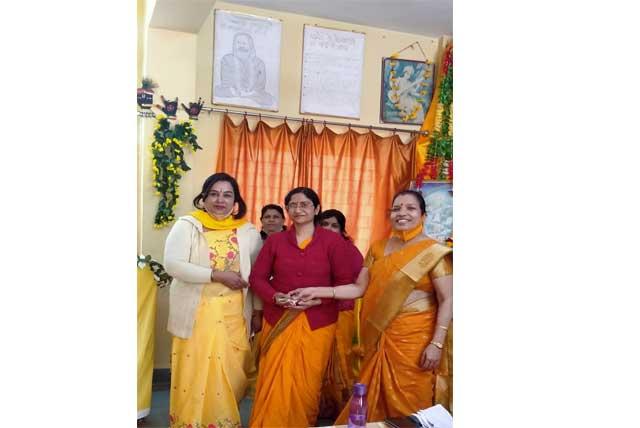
189, 210, 247, 230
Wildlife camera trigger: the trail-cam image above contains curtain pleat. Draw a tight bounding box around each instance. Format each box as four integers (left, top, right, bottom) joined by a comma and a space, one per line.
216, 115, 415, 254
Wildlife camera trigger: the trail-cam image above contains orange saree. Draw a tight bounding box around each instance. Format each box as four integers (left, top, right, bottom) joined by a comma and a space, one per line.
336, 238, 452, 423
249, 238, 337, 428
319, 308, 357, 418
248, 315, 336, 427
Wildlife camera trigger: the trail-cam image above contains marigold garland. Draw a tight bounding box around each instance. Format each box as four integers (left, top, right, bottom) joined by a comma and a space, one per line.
416, 45, 453, 186
151, 115, 202, 228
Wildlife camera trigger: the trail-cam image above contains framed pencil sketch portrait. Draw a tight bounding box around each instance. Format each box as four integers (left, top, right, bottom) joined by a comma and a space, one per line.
212, 9, 282, 111
410, 180, 453, 242
381, 58, 435, 125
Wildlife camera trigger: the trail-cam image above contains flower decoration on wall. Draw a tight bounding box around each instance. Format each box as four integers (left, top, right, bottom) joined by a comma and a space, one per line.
415, 44, 453, 186
151, 115, 202, 228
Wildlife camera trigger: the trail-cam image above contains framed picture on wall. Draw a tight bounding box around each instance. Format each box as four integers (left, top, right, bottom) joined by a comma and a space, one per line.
381, 58, 435, 125
212, 9, 282, 111
299, 24, 366, 119
410, 180, 453, 242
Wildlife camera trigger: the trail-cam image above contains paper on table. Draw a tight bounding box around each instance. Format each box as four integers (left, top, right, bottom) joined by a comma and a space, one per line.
413, 404, 453, 428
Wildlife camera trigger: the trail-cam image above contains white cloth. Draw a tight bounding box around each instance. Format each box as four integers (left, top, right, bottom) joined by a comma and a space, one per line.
164, 215, 263, 338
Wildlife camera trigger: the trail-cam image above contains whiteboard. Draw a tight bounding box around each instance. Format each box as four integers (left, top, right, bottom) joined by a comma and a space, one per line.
300, 25, 365, 119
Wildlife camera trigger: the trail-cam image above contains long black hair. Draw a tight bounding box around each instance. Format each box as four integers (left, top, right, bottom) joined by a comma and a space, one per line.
192, 172, 247, 219
318, 209, 352, 241
391, 189, 426, 215
284, 187, 322, 223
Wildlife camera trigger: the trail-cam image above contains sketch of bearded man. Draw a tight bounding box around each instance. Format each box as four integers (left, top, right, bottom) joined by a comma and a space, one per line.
215, 32, 274, 106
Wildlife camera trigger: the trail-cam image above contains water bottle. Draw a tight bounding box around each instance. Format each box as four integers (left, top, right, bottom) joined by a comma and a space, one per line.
347, 382, 368, 428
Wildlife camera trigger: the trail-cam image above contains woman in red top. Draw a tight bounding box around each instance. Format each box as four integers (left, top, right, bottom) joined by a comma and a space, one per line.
248, 188, 361, 428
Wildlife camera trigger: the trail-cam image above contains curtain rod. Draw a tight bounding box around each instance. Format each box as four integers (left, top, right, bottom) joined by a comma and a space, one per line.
200, 106, 428, 137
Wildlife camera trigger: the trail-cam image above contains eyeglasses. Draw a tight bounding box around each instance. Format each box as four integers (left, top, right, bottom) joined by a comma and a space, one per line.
287, 201, 314, 210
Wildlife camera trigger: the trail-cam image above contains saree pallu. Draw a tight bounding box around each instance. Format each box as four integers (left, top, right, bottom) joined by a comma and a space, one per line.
336, 307, 437, 423
169, 291, 250, 428
336, 239, 452, 423
249, 314, 337, 428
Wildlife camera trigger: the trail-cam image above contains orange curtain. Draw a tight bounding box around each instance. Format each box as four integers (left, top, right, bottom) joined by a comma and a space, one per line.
216, 116, 416, 253
216, 115, 303, 226
299, 124, 415, 252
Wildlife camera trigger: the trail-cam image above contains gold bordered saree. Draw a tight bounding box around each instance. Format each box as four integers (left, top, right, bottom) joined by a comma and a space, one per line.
336, 238, 452, 423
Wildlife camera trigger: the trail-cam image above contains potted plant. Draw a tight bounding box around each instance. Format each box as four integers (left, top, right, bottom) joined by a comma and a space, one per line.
137, 77, 158, 109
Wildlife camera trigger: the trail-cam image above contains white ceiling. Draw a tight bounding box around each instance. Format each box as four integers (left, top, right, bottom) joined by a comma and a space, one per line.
150, 0, 452, 38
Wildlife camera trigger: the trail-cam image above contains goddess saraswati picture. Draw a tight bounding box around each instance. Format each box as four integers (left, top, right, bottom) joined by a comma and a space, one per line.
381, 58, 435, 125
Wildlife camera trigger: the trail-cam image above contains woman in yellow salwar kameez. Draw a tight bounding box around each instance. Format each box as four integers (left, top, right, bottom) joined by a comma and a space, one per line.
292, 190, 453, 424
164, 173, 263, 428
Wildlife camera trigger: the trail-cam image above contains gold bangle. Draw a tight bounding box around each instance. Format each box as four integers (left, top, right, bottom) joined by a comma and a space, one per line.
429, 341, 444, 349
331, 287, 336, 299
437, 325, 449, 331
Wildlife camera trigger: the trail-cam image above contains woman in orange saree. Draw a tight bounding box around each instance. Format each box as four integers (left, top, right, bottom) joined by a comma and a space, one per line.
292, 190, 453, 423
248, 188, 359, 428
317, 209, 364, 418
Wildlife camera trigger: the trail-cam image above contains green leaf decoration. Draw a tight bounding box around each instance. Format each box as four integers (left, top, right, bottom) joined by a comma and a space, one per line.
151, 115, 201, 228
137, 254, 172, 288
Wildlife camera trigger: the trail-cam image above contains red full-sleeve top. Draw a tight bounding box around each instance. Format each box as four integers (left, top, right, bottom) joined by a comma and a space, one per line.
249, 225, 357, 330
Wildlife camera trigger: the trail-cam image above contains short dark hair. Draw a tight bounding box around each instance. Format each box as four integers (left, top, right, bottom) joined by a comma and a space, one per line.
391, 189, 426, 215
284, 187, 322, 223
192, 172, 247, 219
318, 209, 352, 241
260, 204, 285, 220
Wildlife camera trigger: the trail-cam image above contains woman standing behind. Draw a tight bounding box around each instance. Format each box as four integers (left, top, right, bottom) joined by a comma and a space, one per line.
291, 190, 453, 423
164, 172, 263, 428
248, 188, 360, 428
258, 204, 286, 240
247, 205, 286, 398
317, 209, 363, 418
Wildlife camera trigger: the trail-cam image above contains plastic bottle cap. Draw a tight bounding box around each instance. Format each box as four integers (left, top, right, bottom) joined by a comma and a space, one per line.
353, 383, 367, 396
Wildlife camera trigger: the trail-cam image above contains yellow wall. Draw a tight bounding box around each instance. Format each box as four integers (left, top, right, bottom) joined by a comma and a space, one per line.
140, 28, 198, 368
140, 1, 450, 368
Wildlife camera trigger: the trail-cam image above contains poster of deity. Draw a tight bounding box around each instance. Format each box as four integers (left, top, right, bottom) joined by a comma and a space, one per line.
411, 180, 453, 242
381, 58, 435, 125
